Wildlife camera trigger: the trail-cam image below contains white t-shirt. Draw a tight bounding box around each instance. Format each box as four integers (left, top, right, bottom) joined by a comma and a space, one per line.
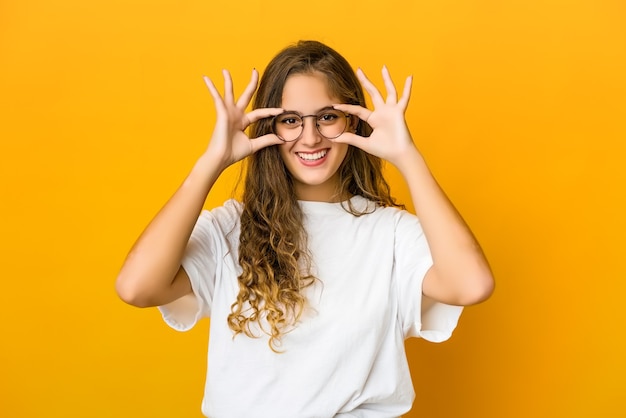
159, 196, 463, 418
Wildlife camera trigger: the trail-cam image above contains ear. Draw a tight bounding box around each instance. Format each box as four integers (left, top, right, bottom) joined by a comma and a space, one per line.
350, 115, 360, 132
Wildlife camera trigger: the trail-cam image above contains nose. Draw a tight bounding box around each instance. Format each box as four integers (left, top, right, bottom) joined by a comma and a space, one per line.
298, 116, 323, 146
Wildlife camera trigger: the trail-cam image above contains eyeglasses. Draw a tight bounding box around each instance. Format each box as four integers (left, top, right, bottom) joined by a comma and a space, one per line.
270, 107, 351, 142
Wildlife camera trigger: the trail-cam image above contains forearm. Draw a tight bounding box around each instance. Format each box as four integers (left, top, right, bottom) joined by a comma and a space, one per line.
332, 66, 494, 305
395, 147, 494, 305
115, 153, 223, 306
114, 69, 284, 307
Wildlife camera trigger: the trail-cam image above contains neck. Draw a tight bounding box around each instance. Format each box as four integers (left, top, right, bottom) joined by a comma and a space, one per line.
294, 180, 349, 203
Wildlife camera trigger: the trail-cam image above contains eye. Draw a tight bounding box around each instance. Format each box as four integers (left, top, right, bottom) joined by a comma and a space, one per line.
317, 112, 340, 125
277, 114, 302, 128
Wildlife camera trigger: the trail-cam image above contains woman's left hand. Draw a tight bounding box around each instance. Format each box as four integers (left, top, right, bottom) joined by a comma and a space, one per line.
332, 67, 419, 169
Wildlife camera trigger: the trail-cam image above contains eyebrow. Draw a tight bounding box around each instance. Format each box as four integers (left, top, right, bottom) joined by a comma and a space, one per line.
281, 105, 336, 115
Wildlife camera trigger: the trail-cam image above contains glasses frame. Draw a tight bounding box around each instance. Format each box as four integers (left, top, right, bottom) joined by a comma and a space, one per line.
270, 107, 352, 142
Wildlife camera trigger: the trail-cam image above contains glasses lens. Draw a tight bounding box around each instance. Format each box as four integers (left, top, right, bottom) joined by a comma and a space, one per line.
317, 110, 347, 139
273, 112, 303, 142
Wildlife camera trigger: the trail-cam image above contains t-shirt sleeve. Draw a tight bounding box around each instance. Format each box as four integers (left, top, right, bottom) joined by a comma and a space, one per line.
158, 205, 236, 331
394, 210, 464, 342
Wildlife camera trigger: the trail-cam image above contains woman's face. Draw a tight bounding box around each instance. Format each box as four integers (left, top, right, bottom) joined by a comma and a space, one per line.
277, 73, 350, 202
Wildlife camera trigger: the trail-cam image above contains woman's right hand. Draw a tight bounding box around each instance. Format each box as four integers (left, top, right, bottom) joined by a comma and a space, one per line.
203, 69, 283, 171
117, 69, 282, 308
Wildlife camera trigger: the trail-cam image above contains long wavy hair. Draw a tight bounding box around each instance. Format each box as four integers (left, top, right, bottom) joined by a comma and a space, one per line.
227, 40, 404, 351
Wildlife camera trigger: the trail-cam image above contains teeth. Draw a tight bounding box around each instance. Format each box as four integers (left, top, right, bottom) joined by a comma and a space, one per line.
297, 150, 328, 161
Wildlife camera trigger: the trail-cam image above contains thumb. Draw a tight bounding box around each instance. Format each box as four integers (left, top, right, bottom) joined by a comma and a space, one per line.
249, 133, 283, 154
331, 132, 369, 151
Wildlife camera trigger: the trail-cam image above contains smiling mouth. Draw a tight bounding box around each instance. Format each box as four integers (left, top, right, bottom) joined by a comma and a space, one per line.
297, 150, 328, 161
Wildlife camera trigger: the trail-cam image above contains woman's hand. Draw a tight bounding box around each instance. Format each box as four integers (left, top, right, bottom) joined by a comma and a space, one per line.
332, 67, 419, 170
203, 69, 283, 171
335, 68, 494, 306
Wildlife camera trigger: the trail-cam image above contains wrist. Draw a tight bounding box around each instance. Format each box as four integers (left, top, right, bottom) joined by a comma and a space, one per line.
391, 145, 426, 175
187, 153, 226, 189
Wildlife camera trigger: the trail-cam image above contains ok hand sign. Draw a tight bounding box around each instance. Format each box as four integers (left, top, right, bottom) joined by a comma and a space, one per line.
203, 69, 284, 171
332, 67, 419, 170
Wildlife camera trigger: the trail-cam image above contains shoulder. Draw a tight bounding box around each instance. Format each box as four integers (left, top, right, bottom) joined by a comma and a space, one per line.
337, 196, 424, 238
357, 197, 419, 227
197, 199, 243, 232
208, 199, 243, 218
361, 201, 427, 245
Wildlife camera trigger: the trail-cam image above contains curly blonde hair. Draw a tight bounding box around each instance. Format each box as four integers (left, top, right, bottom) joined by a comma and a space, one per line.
228, 41, 403, 351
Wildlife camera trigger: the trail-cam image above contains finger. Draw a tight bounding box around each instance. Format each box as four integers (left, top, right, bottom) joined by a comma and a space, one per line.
332, 104, 373, 123
356, 68, 385, 108
398, 75, 413, 110
236, 68, 259, 110
222, 69, 235, 106
328, 131, 368, 150
203, 75, 226, 112
382, 65, 397, 103
249, 133, 284, 153
245, 107, 284, 125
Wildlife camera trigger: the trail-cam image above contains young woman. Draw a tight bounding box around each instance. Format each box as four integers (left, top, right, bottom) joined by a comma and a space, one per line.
116, 40, 494, 417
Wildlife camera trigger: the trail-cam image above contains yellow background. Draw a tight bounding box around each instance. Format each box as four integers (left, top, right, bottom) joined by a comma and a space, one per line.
1, 0, 625, 417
